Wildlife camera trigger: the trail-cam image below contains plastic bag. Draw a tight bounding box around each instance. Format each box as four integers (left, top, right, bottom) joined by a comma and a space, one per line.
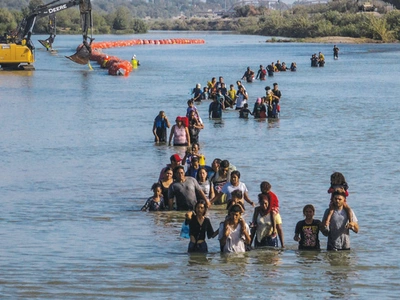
180, 221, 190, 239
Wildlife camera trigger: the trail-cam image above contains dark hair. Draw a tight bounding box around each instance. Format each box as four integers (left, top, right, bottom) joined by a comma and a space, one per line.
212, 158, 221, 166
330, 172, 348, 190
192, 142, 200, 150
260, 181, 271, 192
258, 193, 270, 204
230, 170, 240, 179
195, 200, 208, 216
303, 204, 315, 215
151, 182, 162, 191
229, 204, 243, 213
231, 190, 243, 199
173, 165, 185, 173
220, 160, 230, 169
196, 166, 209, 181
163, 167, 173, 174
332, 190, 347, 198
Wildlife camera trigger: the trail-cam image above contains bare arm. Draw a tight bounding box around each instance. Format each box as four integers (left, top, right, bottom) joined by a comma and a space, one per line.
209, 184, 215, 201
165, 118, 170, 128
276, 224, 285, 248
185, 127, 191, 146
240, 219, 251, 245
168, 198, 174, 210
168, 125, 175, 145
243, 191, 255, 207
210, 191, 222, 204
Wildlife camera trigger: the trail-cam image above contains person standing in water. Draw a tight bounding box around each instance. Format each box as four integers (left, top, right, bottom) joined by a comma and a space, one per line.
333, 45, 339, 59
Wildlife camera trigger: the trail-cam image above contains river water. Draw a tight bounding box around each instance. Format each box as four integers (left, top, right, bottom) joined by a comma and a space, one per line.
1, 32, 399, 298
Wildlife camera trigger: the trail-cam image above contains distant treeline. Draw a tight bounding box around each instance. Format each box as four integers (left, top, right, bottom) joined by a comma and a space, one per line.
148, 1, 400, 42
1, 0, 400, 42
0, 3, 148, 35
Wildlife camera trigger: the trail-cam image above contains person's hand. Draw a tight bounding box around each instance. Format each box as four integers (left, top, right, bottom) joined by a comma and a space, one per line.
185, 211, 193, 220
294, 235, 300, 242
346, 222, 357, 231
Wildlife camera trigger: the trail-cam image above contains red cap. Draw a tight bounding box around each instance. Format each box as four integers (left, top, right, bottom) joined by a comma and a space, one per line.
170, 154, 182, 162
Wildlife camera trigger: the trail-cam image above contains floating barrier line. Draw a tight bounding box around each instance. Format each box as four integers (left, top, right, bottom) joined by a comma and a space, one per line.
88, 38, 205, 76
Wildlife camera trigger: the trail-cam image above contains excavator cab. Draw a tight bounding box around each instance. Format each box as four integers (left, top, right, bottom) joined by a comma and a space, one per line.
0, 0, 93, 70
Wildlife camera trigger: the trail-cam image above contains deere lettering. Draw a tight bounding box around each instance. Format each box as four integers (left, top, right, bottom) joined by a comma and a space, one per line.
48, 4, 67, 14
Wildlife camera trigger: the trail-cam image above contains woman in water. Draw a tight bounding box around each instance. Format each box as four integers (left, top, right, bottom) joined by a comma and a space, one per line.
168, 116, 190, 147
158, 167, 174, 201
185, 200, 215, 253
196, 166, 215, 202
250, 193, 285, 248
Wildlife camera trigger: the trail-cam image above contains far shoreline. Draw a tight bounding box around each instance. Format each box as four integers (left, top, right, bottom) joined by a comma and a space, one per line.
267, 36, 396, 44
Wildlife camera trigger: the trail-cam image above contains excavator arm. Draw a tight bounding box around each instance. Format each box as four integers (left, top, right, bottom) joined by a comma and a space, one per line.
0, 0, 92, 69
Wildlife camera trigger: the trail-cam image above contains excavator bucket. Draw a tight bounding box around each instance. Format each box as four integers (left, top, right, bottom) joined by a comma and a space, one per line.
66, 43, 91, 65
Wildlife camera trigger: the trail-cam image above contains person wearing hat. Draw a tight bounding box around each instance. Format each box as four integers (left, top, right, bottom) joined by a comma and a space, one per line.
168, 117, 190, 147
131, 54, 139, 68
158, 154, 182, 180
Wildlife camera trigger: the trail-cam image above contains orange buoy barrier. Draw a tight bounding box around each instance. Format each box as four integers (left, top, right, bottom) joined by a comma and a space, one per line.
91, 38, 205, 50
87, 38, 204, 76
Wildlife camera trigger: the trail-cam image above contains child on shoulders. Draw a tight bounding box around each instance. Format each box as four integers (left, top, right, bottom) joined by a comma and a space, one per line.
324, 172, 352, 227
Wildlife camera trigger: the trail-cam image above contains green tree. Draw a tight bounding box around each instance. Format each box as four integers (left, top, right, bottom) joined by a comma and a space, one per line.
0, 8, 17, 33
113, 6, 132, 30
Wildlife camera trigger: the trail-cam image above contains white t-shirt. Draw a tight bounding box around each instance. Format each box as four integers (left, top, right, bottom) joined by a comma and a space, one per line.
218, 222, 250, 253
221, 182, 248, 201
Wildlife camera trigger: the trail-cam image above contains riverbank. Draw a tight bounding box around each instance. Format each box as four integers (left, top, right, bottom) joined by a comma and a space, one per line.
267, 36, 386, 44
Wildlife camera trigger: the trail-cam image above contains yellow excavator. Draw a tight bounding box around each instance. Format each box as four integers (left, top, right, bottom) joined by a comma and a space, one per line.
0, 0, 93, 70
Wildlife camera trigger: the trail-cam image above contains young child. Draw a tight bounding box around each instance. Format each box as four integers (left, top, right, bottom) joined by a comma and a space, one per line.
141, 183, 165, 211
324, 172, 352, 227
260, 181, 279, 237
186, 99, 199, 119
228, 84, 237, 106
226, 190, 245, 212
294, 204, 321, 250
239, 103, 253, 119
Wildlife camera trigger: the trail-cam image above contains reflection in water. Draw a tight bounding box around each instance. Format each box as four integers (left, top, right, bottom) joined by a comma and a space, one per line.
295, 250, 323, 266
324, 251, 358, 298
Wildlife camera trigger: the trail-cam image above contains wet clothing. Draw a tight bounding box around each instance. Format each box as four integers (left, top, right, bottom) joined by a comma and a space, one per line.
295, 219, 322, 250
218, 222, 250, 253
186, 216, 214, 242
172, 125, 188, 146
198, 180, 213, 201
323, 208, 358, 251
252, 208, 282, 248
239, 108, 252, 119
168, 177, 203, 211
141, 196, 165, 211
154, 115, 169, 142
209, 100, 223, 119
